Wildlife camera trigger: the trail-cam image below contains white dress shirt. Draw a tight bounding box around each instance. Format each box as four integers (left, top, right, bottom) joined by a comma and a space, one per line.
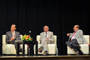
71, 32, 76, 40
12, 31, 16, 38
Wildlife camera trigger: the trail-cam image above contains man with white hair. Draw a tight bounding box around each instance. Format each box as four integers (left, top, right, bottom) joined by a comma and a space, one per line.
38, 25, 54, 55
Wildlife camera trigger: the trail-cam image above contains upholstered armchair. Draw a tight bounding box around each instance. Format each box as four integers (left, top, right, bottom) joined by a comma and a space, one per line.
67, 35, 90, 54
2, 35, 28, 55
34, 35, 57, 54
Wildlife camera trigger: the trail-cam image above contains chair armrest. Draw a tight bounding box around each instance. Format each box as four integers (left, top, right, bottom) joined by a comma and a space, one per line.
80, 44, 88, 46
2, 43, 6, 45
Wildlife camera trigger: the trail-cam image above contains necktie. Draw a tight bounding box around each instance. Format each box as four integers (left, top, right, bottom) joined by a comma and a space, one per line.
71, 32, 76, 41
72, 32, 76, 37
45, 33, 47, 38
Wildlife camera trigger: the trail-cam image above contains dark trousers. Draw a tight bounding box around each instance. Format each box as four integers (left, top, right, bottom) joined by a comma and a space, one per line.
66, 39, 80, 52
7, 40, 20, 49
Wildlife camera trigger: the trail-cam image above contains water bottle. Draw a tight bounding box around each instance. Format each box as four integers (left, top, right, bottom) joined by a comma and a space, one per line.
56, 48, 58, 56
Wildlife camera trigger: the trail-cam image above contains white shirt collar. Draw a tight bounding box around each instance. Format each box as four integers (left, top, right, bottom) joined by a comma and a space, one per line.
12, 31, 15, 33
44, 31, 49, 33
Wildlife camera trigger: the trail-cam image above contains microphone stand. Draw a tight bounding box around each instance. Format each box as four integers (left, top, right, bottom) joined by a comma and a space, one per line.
29, 31, 31, 37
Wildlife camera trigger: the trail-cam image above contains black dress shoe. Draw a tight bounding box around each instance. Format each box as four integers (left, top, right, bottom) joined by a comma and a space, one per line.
43, 51, 48, 56
38, 47, 43, 52
77, 51, 84, 55
77, 53, 84, 55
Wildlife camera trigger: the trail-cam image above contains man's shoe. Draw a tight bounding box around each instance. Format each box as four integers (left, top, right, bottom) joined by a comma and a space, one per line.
43, 51, 48, 56
77, 53, 84, 55
38, 47, 43, 52
77, 51, 84, 55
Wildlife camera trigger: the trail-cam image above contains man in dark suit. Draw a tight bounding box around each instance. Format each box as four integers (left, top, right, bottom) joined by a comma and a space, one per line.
6, 24, 22, 52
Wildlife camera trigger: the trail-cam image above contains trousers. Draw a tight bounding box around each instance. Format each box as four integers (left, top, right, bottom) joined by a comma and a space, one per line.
40, 38, 54, 51
66, 39, 80, 52
7, 40, 20, 49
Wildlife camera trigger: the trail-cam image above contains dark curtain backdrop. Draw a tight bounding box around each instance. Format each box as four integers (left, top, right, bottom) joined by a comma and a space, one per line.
0, 0, 90, 55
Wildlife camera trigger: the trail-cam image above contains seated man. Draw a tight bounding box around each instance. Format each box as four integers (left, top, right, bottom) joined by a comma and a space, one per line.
38, 25, 54, 55
6, 24, 22, 52
66, 25, 87, 55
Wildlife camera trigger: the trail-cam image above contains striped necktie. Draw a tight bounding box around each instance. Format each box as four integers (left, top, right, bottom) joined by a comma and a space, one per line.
45, 33, 47, 38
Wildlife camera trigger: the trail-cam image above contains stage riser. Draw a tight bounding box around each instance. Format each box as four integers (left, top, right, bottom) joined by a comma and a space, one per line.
1, 55, 90, 60
1, 57, 90, 60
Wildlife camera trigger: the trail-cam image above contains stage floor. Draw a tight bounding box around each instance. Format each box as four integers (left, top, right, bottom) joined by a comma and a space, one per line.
0, 55, 90, 60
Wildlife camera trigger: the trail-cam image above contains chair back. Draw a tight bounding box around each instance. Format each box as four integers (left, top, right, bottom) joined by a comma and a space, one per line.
83, 35, 90, 44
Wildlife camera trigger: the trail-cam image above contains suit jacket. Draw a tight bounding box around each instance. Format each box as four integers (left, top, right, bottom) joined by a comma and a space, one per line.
69, 29, 87, 44
40, 31, 54, 42
6, 31, 21, 43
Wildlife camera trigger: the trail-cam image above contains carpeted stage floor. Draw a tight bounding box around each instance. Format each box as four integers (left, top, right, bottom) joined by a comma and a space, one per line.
0, 55, 90, 60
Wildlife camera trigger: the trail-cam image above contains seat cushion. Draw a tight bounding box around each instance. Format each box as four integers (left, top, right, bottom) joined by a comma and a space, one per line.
2, 44, 16, 54
2, 44, 28, 54
34, 44, 56, 54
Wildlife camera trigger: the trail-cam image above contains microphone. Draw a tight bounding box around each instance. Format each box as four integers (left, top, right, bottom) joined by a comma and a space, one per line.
29, 31, 31, 36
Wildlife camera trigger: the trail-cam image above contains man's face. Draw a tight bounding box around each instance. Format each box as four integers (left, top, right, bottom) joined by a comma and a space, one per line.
43, 26, 49, 32
73, 25, 78, 32
11, 25, 16, 31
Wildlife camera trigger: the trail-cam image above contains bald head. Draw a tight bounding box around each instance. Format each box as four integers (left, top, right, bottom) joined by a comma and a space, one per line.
75, 25, 79, 28
43, 25, 49, 32
73, 25, 79, 32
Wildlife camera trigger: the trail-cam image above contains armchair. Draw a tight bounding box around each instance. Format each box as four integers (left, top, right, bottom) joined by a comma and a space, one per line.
67, 35, 90, 54
2, 35, 27, 55
34, 35, 57, 54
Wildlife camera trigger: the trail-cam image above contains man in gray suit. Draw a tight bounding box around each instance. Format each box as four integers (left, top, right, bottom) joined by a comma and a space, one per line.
66, 25, 88, 55
6, 24, 22, 52
38, 25, 54, 55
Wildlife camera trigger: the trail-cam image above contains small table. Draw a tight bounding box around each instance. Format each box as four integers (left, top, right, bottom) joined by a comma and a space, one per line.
16, 41, 38, 56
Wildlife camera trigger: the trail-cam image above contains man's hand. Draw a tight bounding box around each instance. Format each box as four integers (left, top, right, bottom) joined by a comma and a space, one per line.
67, 33, 70, 36
46, 38, 49, 40
10, 37, 15, 41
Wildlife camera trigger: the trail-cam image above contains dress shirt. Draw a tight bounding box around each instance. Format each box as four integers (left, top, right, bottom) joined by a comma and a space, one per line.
71, 32, 76, 40
12, 31, 16, 38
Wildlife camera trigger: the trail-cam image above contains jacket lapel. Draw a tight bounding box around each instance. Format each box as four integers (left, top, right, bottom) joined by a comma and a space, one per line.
15, 31, 17, 37
42, 32, 45, 37
75, 30, 79, 37
48, 32, 50, 38
10, 31, 13, 37
70, 33, 74, 38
